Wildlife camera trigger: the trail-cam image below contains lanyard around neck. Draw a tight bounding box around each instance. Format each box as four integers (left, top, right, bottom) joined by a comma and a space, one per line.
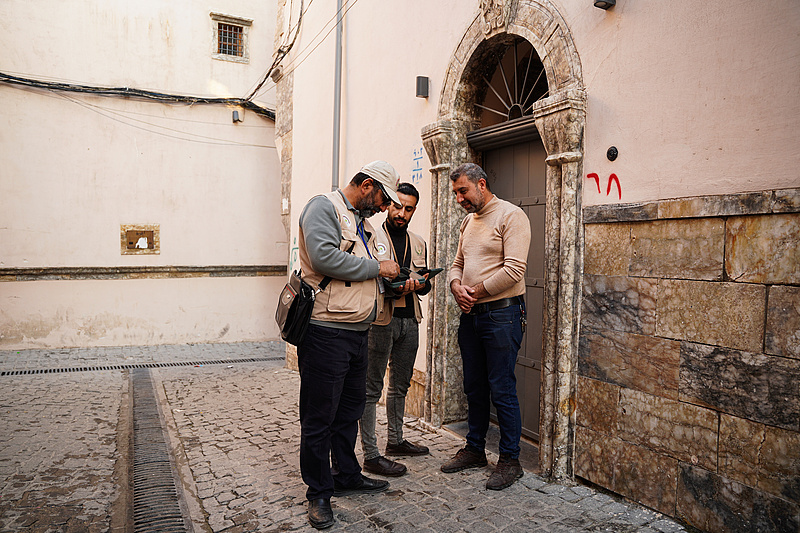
357, 220, 373, 259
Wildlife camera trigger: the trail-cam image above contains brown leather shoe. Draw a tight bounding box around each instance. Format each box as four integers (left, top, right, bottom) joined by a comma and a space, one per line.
363, 456, 407, 477
308, 498, 334, 529
485, 454, 523, 490
385, 440, 430, 457
440, 446, 487, 473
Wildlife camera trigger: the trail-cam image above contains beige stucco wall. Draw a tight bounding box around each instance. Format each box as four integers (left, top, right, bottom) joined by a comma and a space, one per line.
280, 0, 800, 374
0, 0, 285, 349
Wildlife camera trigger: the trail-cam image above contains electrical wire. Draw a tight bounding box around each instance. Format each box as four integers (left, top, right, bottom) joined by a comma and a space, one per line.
0, 71, 275, 119
244, 0, 305, 101
245, 0, 361, 101
51, 90, 275, 148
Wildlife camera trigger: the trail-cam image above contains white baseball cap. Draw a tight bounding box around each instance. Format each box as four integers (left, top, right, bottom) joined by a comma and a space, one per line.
359, 160, 401, 205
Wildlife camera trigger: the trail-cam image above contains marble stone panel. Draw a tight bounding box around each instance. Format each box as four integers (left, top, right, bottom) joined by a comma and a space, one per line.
574, 425, 616, 489
576, 376, 619, 434
582, 275, 657, 335
583, 223, 631, 276
658, 192, 772, 219
726, 213, 800, 285
680, 342, 800, 431
772, 188, 800, 213
719, 414, 765, 488
761, 426, 800, 504
617, 388, 718, 470
579, 330, 680, 400
765, 285, 800, 360
629, 218, 724, 280
583, 202, 659, 224
677, 464, 800, 533
657, 279, 765, 353
615, 440, 678, 516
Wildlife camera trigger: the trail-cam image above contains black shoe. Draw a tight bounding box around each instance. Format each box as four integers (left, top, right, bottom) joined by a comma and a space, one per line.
363, 456, 407, 477
385, 440, 430, 457
485, 454, 523, 490
333, 474, 390, 496
308, 498, 334, 529
440, 446, 488, 473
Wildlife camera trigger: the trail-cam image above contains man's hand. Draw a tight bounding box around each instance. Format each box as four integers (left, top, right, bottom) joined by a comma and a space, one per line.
379, 260, 401, 279
399, 273, 429, 295
450, 279, 477, 313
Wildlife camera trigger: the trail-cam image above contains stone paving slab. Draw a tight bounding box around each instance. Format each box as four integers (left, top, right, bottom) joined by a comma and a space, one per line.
0, 342, 691, 532
0, 371, 127, 532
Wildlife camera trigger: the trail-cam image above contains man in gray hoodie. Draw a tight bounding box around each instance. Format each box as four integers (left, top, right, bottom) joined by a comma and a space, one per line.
296, 161, 401, 529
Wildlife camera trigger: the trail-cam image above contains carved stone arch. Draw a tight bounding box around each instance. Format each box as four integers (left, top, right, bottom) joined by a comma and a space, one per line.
421, 0, 586, 480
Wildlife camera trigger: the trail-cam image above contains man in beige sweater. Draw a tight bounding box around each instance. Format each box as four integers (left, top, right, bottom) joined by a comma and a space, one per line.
441, 162, 531, 490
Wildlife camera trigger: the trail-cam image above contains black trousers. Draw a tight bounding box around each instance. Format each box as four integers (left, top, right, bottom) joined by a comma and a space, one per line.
297, 323, 368, 500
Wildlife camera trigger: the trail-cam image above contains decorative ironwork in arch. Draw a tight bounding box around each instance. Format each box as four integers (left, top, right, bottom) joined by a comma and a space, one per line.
476, 37, 549, 129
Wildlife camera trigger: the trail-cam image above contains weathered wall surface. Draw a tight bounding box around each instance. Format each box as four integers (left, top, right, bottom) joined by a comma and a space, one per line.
577, 189, 800, 532
0, 0, 285, 348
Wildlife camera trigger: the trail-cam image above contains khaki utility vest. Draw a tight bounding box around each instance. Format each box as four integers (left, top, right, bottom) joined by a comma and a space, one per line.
299, 191, 391, 324
374, 227, 427, 326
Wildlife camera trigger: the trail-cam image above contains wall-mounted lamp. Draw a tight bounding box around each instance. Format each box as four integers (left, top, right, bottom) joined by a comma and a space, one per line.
594, 0, 615, 9
232, 110, 243, 123
416, 76, 429, 99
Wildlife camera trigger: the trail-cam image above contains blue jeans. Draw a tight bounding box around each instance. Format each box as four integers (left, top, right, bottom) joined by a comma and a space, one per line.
458, 304, 523, 459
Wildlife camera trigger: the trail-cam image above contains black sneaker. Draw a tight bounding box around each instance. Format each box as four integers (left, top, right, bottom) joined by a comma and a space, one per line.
385, 440, 430, 457
485, 455, 523, 490
440, 446, 488, 473
333, 474, 389, 496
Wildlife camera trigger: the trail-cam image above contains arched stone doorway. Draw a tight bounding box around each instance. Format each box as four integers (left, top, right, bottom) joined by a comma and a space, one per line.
421, 0, 585, 480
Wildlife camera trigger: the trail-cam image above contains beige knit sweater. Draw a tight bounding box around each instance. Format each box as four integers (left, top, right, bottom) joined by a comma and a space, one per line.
448, 195, 531, 303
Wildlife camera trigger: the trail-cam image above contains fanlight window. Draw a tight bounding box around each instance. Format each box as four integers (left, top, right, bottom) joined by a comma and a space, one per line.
477, 38, 549, 128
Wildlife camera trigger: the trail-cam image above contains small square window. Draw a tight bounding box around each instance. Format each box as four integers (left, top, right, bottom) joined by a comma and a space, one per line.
211, 13, 252, 64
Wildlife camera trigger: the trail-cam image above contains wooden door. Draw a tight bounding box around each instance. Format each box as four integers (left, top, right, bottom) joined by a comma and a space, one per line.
483, 140, 546, 441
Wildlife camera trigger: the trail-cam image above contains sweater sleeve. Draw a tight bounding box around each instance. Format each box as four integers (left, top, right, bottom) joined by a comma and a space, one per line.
299, 195, 380, 281
481, 207, 531, 296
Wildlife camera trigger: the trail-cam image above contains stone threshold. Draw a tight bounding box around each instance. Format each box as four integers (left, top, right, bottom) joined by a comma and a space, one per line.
584, 187, 800, 224
0, 265, 287, 281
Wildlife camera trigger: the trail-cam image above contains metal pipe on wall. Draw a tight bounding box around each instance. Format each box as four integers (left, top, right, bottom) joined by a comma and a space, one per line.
331, 0, 343, 191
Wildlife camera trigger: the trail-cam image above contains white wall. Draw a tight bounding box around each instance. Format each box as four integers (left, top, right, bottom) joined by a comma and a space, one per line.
0, 0, 285, 349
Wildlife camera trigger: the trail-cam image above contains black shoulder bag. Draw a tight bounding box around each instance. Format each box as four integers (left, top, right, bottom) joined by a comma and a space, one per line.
275, 241, 356, 346
275, 271, 332, 346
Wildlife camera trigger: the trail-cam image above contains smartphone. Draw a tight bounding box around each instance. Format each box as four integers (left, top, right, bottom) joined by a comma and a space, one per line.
416, 267, 444, 279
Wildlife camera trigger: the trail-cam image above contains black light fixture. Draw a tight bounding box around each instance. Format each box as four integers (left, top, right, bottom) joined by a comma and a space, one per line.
416, 76, 429, 98
594, 0, 615, 9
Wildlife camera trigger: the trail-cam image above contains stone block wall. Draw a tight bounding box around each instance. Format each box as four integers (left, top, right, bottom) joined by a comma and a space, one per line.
576, 189, 800, 533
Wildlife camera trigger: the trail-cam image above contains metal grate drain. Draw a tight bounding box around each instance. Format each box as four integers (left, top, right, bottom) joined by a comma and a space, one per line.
0, 356, 283, 376
131, 368, 187, 533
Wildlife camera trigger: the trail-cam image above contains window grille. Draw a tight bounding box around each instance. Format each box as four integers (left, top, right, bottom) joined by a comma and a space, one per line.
218, 23, 243, 57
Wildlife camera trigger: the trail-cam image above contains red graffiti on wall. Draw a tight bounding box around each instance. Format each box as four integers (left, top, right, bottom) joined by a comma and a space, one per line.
587, 173, 622, 200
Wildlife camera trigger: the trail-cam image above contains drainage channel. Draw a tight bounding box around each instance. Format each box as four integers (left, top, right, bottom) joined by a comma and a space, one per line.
131, 368, 187, 533
0, 356, 283, 376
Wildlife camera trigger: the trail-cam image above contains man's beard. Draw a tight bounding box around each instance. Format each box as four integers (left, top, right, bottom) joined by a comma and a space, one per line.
387, 216, 408, 230
356, 191, 381, 218
460, 189, 485, 213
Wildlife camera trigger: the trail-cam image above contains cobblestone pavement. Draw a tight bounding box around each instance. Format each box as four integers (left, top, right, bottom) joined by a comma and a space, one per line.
0, 343, 690, 532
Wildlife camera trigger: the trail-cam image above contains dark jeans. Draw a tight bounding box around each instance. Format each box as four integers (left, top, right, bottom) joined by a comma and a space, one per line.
458, 304, 523, 459
298, 323, 368, 500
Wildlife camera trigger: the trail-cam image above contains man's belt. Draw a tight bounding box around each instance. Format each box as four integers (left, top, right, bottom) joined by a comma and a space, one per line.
468, 295, 524, 315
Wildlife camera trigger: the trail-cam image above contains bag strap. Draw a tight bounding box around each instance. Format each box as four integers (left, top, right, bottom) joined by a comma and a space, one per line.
316, 239, 357, 292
